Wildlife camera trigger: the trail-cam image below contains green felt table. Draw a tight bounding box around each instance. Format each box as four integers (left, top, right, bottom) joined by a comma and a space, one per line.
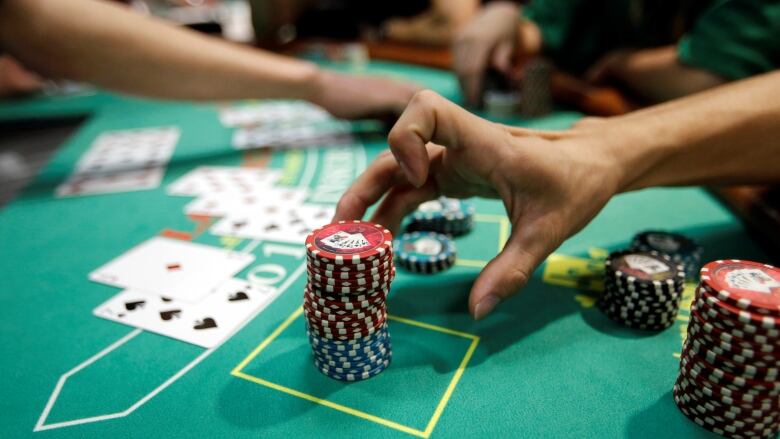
0, 61, 773, 439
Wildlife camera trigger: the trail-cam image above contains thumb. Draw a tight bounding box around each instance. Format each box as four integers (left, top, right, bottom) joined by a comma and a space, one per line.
469, 222, 552, 320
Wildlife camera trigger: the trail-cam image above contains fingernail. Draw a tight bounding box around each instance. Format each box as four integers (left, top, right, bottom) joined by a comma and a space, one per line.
473, 294, 500, 320
398, 160, 421, 187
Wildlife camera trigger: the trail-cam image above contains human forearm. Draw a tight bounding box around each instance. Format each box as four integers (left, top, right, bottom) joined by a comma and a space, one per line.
595, 71, 780, 192
0, 0, 319, 101
601, 46, 725, 103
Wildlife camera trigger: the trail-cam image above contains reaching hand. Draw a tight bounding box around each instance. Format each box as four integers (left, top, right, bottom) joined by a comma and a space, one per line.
452, 2, 521, 106
334, 90, 621, 319
312, 71, 422, 120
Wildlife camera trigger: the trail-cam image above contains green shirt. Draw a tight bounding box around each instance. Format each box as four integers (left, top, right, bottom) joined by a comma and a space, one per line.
523, 0, 780, 80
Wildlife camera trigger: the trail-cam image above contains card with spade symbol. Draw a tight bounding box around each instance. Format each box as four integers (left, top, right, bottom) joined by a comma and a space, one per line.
209, 204, 334, 244
93, 278, 277, 348
89, 236, 255, 302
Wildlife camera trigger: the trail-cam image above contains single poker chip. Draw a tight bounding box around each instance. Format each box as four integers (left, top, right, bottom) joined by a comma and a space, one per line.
406, 197, 476, 236
699, 287, 780, 330
314, 352, 390, 375
306, 321, 384, 341
631, 231, 703, 279
305, 221, 393, 266
306, 254, 393, 273
307, 321, 385, 339
313, 350, 388, 370
304, 288, 386, 309
307, 270, 395, 292
314, 354, 391, 381
306, 313, 386, 334
394, 232, 456, 274
605, 250, 685, 289
304, 296, 385, 318
306, 277, 393, 295
303, 305, 387, 327
306, 287, 386, 304
307, 258, 392, 275
700, 260, 780, 316
304, 307, 386, 330
307, 330, 388, 354
303, 302, 384, 323
307, 263, 393, 281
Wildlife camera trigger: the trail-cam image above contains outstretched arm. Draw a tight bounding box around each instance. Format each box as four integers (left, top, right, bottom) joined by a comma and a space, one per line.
335, 70, 780, 319
0, 0, 419, 118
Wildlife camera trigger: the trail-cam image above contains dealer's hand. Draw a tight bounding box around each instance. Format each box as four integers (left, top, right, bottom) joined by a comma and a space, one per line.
452, 1, 521, 106
312, 71, 422, 120
334, 90, 620, 319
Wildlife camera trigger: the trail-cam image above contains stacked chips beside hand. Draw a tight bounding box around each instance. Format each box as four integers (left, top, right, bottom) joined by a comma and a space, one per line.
303, 220, 395, 381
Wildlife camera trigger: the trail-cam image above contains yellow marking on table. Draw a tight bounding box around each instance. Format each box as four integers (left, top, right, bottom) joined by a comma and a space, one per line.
232, 308, 480, 438
279, 150, 304, 185
542, 253, 605, 292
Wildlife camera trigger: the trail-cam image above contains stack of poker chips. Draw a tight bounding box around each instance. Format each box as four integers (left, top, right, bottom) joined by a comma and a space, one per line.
519, 58, 553, 117
674, 260, 780, 439
303, 220, 394, 381
631, 231, 704, 281
598, 250, 686, 331
394, 232, 456, 274
406, 196, 475, 236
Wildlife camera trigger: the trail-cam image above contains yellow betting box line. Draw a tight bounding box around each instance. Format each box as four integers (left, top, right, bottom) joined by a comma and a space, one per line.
232, 309, 480, 438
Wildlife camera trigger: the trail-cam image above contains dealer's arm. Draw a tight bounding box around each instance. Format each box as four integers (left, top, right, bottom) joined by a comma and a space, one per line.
334, 70, 780, 319
0, 0, 419, 118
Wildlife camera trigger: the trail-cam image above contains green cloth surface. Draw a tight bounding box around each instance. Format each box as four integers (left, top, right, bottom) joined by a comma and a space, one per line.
523, 0, 780, 79
0, 60, 772, 438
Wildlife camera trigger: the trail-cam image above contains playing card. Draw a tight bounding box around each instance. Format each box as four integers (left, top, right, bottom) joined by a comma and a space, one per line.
210, 204, 334, 244
93, 278, 277, 348
56, 126, 179, 198
89, 236, 255, 302
167, 166, 282, 197
56, 167, 164, 197
219, 101, 332, 127
183, 186, 308, 217
231, 121, 353, 151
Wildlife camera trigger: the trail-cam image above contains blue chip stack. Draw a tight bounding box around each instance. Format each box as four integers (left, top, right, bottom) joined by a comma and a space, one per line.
394, 232, 457, 274
406, 197, 475, 236
630, 231, 703, 280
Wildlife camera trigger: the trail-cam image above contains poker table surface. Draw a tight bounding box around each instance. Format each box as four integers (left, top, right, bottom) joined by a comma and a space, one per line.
0, 60, 774, 439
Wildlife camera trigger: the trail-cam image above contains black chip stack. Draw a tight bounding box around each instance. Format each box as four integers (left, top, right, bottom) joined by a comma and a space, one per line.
599, 250, 686, 331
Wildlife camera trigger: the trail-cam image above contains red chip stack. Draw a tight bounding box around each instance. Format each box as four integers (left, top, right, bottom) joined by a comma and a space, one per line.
675, 260, 780, 439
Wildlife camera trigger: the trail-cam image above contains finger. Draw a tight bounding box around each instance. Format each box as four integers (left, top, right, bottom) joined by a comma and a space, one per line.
369, 179, 439, 233
387, 90, 500, 187
469, 222, 558, 320
453, 42, 489, 107
333, 151, 406, 222
491, 40, 513, 74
